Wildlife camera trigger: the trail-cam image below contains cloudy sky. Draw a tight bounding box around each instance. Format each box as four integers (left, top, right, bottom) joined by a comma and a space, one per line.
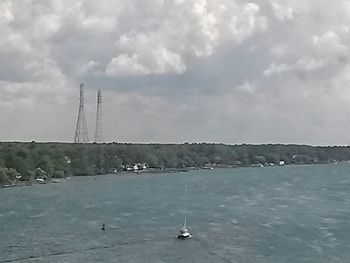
1, 0, 350, 145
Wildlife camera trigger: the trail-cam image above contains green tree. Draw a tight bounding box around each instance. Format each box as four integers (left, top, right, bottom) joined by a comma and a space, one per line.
0, 168, 19, 184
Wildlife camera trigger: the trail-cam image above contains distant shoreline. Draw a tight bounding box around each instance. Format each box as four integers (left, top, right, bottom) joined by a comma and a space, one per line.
2, 162, 348, 190
1, 142, 349, 186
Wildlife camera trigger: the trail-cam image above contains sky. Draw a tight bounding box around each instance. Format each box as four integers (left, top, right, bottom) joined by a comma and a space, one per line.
1, 0, 350, 145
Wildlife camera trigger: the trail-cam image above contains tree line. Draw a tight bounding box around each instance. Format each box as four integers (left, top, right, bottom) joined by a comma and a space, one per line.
1, 141, 350, 184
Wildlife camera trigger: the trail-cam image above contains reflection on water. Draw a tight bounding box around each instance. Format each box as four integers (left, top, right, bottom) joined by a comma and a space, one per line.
1, 164, 350, 262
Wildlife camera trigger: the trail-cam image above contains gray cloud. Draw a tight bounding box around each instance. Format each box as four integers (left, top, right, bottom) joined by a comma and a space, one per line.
1, 0, 350, 145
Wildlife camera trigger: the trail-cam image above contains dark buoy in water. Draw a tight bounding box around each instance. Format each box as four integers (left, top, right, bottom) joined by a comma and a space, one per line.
101, 224, 105, 231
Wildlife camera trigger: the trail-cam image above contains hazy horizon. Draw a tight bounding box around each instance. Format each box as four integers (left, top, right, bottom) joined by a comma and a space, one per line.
0, 140, 348, 148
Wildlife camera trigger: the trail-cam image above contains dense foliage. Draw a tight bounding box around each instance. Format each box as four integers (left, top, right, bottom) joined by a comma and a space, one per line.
1, 141, 350, 183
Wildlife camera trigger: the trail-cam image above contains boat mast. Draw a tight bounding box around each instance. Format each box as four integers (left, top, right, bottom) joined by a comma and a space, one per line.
184, 184, 188, 228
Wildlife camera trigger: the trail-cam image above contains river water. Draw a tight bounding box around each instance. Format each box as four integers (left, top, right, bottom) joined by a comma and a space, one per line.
1, 164, 350, 262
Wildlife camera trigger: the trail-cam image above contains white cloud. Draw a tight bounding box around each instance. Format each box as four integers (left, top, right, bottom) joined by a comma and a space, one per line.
312, 31, 347, 56
0, 33, 32, 52
227, 2, 267, 43
106, 54, 151, 76
151, 47, 186, 74
32, 14, 62, 40
77, 60, 101, 76
295, 58, 325, 71
103, 0, 268, 77
263, 63, 293, 77
264, 58, 326, 77
80, 15, 116, 32
0, 0, 13, 23
270, 44, 289, 58
2, 0, 350, 144
270, 0, 310, 21
271, 2, 294, 21
105, 47, 186, 76
237, 81, 256, 94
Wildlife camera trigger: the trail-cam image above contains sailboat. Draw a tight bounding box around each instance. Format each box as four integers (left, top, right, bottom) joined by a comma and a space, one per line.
177, 185, 192, 239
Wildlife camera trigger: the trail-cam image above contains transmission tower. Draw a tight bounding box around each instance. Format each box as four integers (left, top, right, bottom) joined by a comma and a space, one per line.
74, 83, 89, 143
94, 89, 103, 143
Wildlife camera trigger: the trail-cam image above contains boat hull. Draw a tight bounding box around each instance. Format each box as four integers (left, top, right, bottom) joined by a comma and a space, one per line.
177, 234, 191, 239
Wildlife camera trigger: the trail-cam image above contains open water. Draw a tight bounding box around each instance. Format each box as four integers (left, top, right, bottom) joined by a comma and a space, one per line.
1, 164, 350, 262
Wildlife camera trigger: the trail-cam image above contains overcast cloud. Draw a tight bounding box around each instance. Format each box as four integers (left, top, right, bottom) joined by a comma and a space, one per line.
1, 0, 350, 145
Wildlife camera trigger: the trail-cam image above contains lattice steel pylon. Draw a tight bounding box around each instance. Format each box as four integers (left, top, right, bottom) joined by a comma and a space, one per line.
94, 89, 103, 143
74, 83, 89, 143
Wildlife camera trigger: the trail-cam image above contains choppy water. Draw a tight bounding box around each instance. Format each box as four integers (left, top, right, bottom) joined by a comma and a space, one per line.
1, 164, 350, 262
